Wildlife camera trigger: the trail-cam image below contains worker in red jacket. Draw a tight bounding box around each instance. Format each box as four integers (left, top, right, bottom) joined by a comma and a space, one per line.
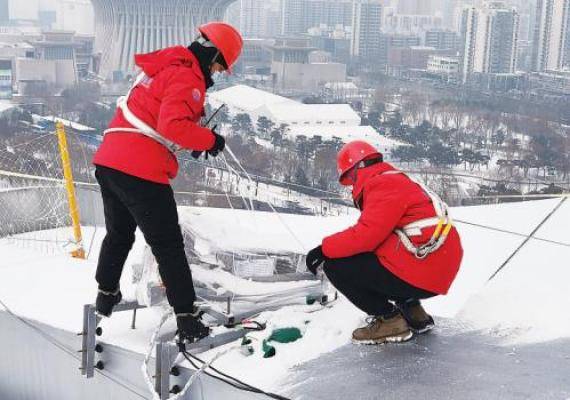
306, 140, 463, 344
92, 22, 243, 343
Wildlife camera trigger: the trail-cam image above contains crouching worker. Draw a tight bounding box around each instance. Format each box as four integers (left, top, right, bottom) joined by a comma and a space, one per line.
92, 22, 243, 343
306, 140, 463, 344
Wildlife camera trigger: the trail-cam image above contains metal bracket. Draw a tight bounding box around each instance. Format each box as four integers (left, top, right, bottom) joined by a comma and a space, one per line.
80, 301, 145, 379
155, 341, 180, 399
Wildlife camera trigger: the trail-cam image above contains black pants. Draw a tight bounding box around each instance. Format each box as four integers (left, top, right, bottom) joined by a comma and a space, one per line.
323, 253, 435, 316
95, 166, 195, 314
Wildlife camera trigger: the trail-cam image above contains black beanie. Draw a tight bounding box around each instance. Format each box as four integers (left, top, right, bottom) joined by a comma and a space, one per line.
188, 41, 218, 89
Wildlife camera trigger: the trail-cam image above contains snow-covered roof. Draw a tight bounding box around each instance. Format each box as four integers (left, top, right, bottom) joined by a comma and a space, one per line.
324, 81, 358, 90
286, 125, 408, 150
262, 103, 361, 126
208, 84, 296, 114
37, 115, 96, 132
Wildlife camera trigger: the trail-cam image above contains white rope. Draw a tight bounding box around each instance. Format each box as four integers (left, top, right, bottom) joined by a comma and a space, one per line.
141, 310, 172, 400
223, 144, 308, 253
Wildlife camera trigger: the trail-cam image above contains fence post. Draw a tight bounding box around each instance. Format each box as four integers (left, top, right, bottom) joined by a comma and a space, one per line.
56, 120, 85, 259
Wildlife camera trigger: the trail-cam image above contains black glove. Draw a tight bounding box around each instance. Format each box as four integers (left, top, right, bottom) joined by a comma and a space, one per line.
191, 126, 225, 159
306, 245, 327, 275
176, 312, 210, 343
207, 132, 226, 157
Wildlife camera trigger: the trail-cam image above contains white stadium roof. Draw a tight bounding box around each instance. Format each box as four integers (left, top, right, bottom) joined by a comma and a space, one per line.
208, 85, 296, 114
261, 103, 361, 126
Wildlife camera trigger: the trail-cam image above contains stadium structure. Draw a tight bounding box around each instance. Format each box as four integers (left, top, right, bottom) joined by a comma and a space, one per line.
90, 0, 235, 79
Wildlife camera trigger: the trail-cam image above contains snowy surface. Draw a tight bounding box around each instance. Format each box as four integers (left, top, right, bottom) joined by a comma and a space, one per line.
208, 84, 297, 114
1, 199, 569, 393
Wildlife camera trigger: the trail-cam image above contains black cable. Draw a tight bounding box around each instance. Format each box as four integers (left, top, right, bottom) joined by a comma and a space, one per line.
181, 350, 291, 400
182, 352, 263, 393
488, 197, 568, 282
454, 218, 570, 248
182, 351, 291, 400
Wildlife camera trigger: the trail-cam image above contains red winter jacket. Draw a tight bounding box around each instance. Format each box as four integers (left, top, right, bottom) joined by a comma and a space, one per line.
93, 46, 216, 184
322, 162, 463, 295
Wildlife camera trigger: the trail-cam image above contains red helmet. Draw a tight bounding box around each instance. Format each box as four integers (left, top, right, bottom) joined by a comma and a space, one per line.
337, 140, 382, 185
198, 22, 243, 72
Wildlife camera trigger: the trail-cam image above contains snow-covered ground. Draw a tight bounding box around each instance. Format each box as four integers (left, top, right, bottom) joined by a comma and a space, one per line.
0, 199, 569, 394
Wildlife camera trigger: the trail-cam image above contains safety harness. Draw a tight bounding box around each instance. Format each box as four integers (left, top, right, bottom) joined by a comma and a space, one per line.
104, 73, 182, 153
383, 171, 453, 259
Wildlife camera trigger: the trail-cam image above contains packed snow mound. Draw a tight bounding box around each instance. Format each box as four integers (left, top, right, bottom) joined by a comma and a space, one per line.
178, 206, 355, 255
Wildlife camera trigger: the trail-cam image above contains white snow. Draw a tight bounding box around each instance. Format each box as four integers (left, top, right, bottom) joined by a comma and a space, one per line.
0, 199, 569, 392
208, 85, 297, 115
259, 103, 361, 126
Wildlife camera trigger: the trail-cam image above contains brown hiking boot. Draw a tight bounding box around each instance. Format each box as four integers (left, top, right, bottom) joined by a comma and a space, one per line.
397, 301, 435, 334
352, 313, 413, 344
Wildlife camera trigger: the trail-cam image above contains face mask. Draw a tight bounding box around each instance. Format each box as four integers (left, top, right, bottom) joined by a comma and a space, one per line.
211, 71, 224, 84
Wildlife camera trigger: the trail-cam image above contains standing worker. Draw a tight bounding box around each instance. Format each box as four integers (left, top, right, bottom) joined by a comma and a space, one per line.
92, 22, 243, 343
306, 140, 463, 344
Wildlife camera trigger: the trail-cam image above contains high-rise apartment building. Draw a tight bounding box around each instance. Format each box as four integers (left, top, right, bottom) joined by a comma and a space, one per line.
279, 0, 353, 35
460, 2, 519, 82
240, 0, 280, 38
351, 0, 383, 61
0, 0, 9, 26
425, 29, 460, 50
531, 0, 570, 71
280, 0, 307, 34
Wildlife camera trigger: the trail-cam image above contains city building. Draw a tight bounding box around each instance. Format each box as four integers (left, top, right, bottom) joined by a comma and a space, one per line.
321, 81, 364, 103
262, 102, 360, 126
208, 84, 296, 120
351, 0, 383, 62
527, 69, 570, 97
531, 0, 570, 71
280, 0, 353, 35
427, 54, 460, 75
55, 0, 95, 35
239, 0, 281, 38
234, 38, 273, 74
208, 84, 407, 156
304, 0, 353, 30
378, 33, 421, 65
8, 0, 40, 22
384, 14, 444, 34
460, 2, 520, 83
270, 37, 346, 93
18, 30, 82, 89
425, 29, 460, 51
388, 46, 454, 71
209, 84, 360, 126
280, 0, 306, 35
90, 0, 233, 80
0, 0, 9, 26
308, 25, 351, 63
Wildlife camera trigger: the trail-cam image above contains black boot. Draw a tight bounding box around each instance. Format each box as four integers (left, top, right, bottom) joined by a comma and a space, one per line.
396, 299, 434, 334
176, 312, 210, 343
96, 288, 122, 317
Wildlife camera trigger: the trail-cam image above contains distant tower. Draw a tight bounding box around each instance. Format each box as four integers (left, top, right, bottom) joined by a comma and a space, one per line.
351, 0, 383, 61
90, 0, 236, 79
532, 0, 570, 71
459, 2, 519, 82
